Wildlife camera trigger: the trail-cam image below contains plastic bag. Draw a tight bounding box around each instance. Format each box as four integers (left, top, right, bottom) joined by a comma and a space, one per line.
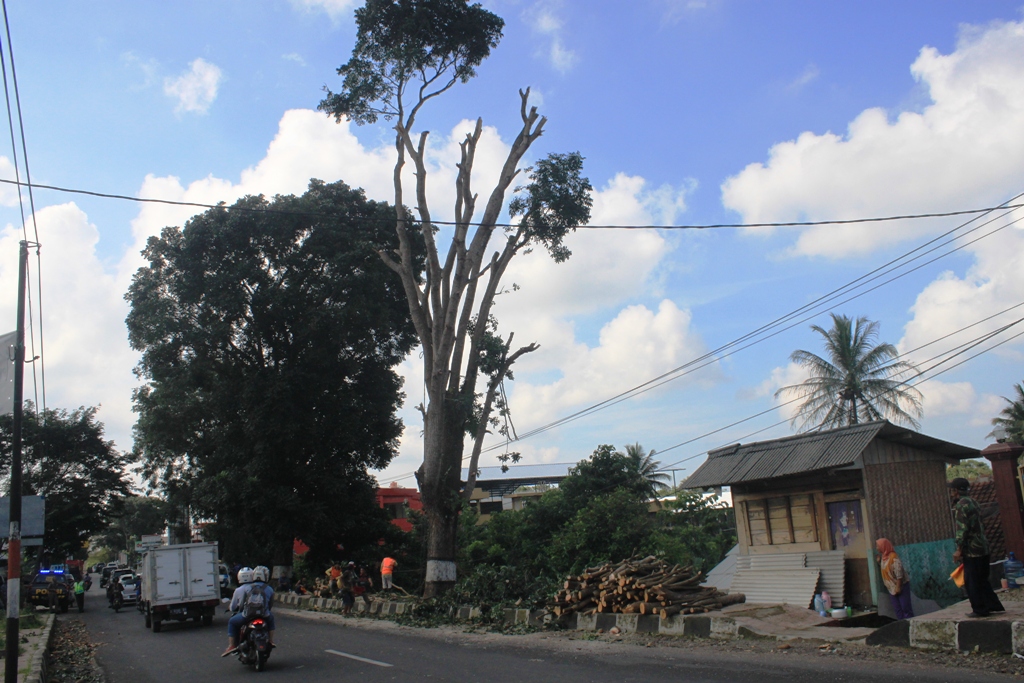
950, 563, 965, 588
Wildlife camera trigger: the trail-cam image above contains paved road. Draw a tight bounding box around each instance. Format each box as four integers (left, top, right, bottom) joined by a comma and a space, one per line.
66, 575, 1007, 682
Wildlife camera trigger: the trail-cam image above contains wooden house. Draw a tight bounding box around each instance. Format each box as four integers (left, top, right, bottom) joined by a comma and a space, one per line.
684, 421, 976, 609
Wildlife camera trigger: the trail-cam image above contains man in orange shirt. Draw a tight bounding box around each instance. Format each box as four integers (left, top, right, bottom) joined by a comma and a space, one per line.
380, 556, 397, 590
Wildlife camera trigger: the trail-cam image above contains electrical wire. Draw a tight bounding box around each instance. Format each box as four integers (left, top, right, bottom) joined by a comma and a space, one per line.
378, 300, 1024, 486
0, 175, 1021, 232
472, 201, 1024, 453
0, 6, 42, 415
656, 320, 1024, 476
1, 1, 46, 416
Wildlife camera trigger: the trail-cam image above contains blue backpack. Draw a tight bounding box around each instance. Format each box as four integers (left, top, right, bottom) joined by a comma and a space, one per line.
243, 583, 268, 618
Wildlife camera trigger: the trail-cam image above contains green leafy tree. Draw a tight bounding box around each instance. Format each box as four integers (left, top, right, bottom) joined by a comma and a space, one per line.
95, 495, 170, 564
126, 180, 417, 568
776, 314, 923, 431
990, 381, 1024, 444
560, 445, 655, 509
946, 459, 993, 482
0, 406, 133, 560
624, 442, 671, 497
320, 0, 594, 595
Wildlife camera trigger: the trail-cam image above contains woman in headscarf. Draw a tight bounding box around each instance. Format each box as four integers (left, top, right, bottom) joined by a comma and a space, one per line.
876, 538, 914, 619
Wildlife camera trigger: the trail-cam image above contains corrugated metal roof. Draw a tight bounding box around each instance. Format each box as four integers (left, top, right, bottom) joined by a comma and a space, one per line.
684, 422, 884, 489
731, 568, 820, 607
684, 420, 977, 489
736, 554, 806, 571
806, 550, 846, 608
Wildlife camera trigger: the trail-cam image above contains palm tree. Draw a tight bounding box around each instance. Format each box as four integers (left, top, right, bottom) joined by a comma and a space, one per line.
775, 314, 923, 432
990, 382, 1024, 443
624, 442, 671, 496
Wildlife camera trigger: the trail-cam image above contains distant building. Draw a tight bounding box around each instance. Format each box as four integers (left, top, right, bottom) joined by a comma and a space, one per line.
463, 463, 574, 523
376, 482, 422, 532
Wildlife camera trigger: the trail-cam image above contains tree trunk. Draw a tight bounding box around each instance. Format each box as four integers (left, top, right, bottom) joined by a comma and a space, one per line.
418, 391, 466, 597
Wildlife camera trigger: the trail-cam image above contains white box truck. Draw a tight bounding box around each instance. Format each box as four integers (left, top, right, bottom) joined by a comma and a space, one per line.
140, 542, 221, 632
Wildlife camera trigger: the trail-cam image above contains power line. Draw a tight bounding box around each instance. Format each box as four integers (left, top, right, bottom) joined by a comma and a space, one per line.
0, 2, 43, 416
471, 199, 1024, 453
0, 175, 1021, 232
656, 318, 1024, 475
379, 299, 1024, 487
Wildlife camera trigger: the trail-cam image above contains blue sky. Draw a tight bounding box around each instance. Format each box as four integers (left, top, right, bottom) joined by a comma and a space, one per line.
1, 1, 1023, 487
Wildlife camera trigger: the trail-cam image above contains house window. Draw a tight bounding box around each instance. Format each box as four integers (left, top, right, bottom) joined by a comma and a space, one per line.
383, 502, 407, 520
478, 501, 503, 515
746, 494, 817, 546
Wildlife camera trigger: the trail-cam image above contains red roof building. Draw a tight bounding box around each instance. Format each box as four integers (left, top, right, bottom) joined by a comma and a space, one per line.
376, 483, 422, 533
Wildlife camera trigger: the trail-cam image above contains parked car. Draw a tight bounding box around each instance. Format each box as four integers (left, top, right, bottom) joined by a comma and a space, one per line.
218, 563, 231, 597
117, 573, 140, 605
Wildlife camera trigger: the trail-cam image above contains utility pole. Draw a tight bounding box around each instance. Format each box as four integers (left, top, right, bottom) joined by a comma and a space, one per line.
5, 240, 28, 681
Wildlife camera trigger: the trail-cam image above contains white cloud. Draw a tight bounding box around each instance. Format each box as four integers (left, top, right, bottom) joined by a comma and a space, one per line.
752, 362, 810, 423
917, 380, 976, 417
163, 58, 223, 115
289, 0, 356, 20
0, 205, 138, 450
121, 51, 159, 90
787, 64, 820, 91
509, 300, 710, 425
722, 19, 1024, 258
528, 2, 578, 73
282, 53, 307, 67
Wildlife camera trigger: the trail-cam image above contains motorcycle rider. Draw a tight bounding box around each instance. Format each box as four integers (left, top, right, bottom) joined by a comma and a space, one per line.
222, 566, 276, 656
222, 567, 253, 656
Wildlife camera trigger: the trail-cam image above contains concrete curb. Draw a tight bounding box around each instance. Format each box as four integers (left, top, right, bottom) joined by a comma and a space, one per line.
867, 616, 1018, 654
276, 593, 744, 639
2, 612, 58, 683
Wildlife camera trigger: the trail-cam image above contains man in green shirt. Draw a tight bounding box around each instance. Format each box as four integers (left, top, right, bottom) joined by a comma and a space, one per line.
950, 477, 1004, 618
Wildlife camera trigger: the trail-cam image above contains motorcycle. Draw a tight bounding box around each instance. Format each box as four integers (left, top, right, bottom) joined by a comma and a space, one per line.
111, 590, 123, 613
233, 615, 273, 671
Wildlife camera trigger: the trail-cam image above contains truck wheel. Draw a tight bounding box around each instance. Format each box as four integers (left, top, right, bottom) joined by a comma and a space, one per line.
152, 619, 162, 633
202, 611, 213, 627
145, 608, 152, 628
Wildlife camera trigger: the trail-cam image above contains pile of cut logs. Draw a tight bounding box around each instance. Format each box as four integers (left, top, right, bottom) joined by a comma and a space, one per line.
549, 555, 744, 620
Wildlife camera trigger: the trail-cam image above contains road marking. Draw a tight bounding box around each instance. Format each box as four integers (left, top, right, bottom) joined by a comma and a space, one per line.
325, 649, 394, 667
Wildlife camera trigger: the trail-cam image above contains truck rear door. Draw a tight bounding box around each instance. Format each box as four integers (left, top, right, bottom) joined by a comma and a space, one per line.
184, 544, 219, 601
154, 549, 185, 603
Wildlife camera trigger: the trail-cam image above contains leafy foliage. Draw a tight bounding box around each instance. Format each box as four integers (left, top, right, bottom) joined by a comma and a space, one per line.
776, 313, 923, 431
455, 444, 736, 607
320, 0, 504, 125
126, 180, 419, 566
94, 495, 170, 557
990, 381, 1024, 444
0, 406, 133, 560
508, 152, 594, 263
946, 459, 993, 482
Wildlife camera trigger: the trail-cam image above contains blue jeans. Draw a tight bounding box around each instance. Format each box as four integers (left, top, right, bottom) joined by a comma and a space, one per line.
228, 611, 275, 638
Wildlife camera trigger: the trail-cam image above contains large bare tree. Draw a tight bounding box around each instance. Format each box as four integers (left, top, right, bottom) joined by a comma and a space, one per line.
320, 0, 593, 595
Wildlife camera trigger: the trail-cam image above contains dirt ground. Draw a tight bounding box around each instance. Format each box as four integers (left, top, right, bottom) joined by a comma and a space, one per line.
46, 618, 104, 683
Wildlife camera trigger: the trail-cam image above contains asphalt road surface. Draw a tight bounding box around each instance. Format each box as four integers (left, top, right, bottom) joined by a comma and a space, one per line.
66, 575, 1008, 682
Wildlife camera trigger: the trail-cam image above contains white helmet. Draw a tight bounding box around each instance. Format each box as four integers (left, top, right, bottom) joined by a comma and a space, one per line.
237, 567, 254, 584
252, 566, 270, 583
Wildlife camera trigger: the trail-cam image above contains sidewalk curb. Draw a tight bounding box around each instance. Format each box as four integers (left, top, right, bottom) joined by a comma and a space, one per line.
2, 612, 58, 683
867, 616, 1019, 654
277, 593, 753, 641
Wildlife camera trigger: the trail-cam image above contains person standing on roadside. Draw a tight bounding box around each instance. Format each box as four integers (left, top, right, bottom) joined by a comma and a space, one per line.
950, 477, 1005, 617
380, 556, 397, 591
340, 562, 357, 615
875, 538, 913, 619
73, 577, 86, 613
